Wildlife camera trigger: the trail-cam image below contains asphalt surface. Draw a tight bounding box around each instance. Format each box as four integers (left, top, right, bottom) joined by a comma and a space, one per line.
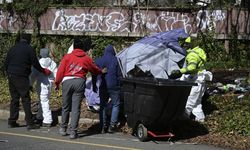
0, 117, 228, 150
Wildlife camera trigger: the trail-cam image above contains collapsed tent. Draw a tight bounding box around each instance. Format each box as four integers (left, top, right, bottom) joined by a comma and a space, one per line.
84, 76, 101, 112
116, 28, 189, 79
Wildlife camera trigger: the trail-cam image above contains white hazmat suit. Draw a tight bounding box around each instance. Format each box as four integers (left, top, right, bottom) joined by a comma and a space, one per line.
30, 48, 57, 125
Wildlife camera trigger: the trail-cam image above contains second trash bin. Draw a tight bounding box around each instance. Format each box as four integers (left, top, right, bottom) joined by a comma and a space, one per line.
121, 77, 195, 141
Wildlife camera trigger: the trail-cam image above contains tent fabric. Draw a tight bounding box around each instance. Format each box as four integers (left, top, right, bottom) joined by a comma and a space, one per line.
116, 28, 189, 79
84, 76, 101, 109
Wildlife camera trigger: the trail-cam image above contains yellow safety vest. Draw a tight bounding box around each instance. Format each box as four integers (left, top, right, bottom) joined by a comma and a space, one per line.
180, 46, 207, 74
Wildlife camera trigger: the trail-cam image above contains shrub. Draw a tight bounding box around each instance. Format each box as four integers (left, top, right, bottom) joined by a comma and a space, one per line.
205, 94, 250, 136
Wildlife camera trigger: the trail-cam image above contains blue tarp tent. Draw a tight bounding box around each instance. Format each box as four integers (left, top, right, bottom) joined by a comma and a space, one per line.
116, 28, 189, 79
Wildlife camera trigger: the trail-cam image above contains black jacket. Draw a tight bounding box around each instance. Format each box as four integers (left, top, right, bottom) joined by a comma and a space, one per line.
4, 39, 44, 77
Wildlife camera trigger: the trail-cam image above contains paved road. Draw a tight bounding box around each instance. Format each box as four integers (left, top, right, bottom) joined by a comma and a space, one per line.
0, 120, 228, 150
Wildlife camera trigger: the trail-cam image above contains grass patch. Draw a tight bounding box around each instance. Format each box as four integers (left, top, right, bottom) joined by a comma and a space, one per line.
204, 94, 250, 136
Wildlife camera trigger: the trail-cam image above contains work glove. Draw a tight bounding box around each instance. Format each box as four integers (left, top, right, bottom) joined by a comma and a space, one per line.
102, 67, 107, 74
169, 70, 182, 79
43, 68, 51, 76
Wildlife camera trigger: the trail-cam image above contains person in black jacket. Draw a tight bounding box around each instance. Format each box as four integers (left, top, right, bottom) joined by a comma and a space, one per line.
4, 34, 51, 130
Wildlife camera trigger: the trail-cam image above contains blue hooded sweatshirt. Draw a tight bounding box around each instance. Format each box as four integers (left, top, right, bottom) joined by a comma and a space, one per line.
95, 45, 121, 89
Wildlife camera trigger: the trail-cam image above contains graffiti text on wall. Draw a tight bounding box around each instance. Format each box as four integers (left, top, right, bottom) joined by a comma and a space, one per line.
51, 9, 226, 34
0, 9, 16, 29
1, 7, 249, 38
196, 10, 226, 30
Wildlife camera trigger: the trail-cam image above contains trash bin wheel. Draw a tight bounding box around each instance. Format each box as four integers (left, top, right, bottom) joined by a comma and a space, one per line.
137, 123, 148, 142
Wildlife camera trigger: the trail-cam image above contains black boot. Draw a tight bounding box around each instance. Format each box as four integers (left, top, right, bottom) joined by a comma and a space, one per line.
27, 124, 40, 130
8, 122, 20, 128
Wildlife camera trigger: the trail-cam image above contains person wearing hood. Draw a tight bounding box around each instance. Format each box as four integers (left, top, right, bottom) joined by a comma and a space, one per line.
170, 37, 212, 122
55, 37, 107, 139
93, 44, 121, 133
30, 48, 58, 127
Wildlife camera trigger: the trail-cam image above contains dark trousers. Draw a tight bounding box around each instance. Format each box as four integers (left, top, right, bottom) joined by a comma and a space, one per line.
99, 87, 120, 128
99, 88, 109, 128
36, 102, 43, 120
7, 74, 34, 125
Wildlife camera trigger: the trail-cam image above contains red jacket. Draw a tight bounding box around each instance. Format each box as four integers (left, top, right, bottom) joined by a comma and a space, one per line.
55, 49, 101, 85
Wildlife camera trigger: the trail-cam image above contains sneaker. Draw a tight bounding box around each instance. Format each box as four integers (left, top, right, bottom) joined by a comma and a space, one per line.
92, 105, 100, 112
108, 125, 117, 133
101, 126, 108, 134
195, 117, 205, 123
34, 119, 43, 126
27, 124, 40, 130
42, 123, 51, 128
69, 132, 78, 139
59, 127, 67, 136
8, 122, 20, 128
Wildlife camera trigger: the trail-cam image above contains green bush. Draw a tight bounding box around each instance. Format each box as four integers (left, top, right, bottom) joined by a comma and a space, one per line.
0, 76, 61, 107
0, 76, 10, 104
205, 94, 250, 136
0, 34, 17, 75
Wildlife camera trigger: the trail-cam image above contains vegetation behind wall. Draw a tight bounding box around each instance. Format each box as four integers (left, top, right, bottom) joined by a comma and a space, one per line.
1, 32, 249, 77
0, 0, 249, 76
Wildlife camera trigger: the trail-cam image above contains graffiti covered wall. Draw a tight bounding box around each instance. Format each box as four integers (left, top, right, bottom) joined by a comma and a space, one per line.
0, 7, 249, 38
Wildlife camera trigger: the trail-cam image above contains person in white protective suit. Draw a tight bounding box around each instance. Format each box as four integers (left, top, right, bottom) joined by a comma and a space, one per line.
170, 37, 213, 122
30, 48, 57, 127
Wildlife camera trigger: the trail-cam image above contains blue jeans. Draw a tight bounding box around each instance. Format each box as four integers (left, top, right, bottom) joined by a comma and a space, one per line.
99, 87, 120, 128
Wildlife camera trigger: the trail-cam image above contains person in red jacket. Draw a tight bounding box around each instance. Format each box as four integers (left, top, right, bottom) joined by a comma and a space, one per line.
55, 37, 106, 139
